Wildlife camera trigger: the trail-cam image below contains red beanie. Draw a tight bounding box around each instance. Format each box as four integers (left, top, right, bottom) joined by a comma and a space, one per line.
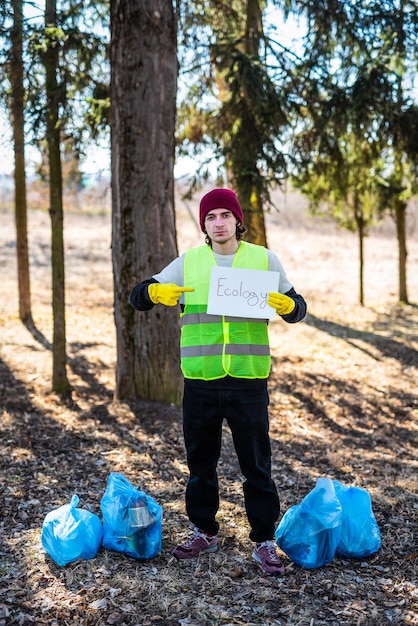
199, 188, 244, 231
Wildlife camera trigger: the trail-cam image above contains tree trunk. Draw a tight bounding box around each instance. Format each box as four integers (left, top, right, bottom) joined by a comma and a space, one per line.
111, 0, 181, 404
395, 198, 408, 304
237, 182, 267, 246
354, 193, 365, 306
45, 0, 71, 394
10, 0, 32, 325
236, 0, 267, 247
358, 221, 365, 307
392, 9, 409, 305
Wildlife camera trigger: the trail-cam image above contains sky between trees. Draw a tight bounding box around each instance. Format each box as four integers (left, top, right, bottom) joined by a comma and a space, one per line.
0, 3, 308, 180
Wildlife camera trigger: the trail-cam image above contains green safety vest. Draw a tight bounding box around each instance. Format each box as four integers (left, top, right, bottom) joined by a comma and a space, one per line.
180, 242, 271, 380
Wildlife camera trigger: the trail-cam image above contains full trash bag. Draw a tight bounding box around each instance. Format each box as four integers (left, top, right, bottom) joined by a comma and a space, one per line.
41, 494, 103, 566
100, 472, 162, 560
333, 480, 381, 558
275, 477, 342, 569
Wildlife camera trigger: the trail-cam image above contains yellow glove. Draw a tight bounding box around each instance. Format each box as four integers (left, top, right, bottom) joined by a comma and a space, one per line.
267, 292, 295, 315
148, 283, 195, 306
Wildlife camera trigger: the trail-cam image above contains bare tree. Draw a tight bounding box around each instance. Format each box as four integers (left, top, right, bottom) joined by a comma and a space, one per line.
10, 0, 32, 325
111, 0, 181, 403
44, 0, 71, 393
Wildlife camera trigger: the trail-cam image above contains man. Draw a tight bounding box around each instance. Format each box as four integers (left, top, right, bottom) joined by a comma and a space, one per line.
129, 188, 307, 576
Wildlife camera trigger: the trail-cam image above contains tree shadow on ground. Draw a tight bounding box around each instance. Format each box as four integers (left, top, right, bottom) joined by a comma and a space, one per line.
23, 318, 52, 350
22, 319, 114, 405
305, 311, 417, 368
1, 352, 417, 625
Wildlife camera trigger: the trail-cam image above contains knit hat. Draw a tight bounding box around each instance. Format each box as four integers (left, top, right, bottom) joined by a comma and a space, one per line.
199, 188, 244, 231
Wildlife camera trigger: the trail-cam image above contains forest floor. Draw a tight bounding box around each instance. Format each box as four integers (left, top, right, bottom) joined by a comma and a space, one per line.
0, 193, 417, 626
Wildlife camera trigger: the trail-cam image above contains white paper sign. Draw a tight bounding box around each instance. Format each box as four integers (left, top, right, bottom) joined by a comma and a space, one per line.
207, 266, 280, 320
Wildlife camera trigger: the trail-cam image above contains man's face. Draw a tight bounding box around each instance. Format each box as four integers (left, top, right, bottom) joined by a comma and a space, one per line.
204, 208, 237, 244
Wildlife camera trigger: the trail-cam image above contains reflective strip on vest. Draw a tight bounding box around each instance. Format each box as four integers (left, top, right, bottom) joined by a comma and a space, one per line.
180, 242, 271, 380
181, 313, 268, 326
181, 344, 271, 357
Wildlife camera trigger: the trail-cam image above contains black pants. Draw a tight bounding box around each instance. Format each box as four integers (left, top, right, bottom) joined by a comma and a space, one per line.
182, 379, 280, 543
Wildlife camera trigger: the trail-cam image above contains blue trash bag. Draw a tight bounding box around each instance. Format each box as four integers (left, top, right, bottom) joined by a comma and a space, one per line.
275, 477, 343, 569
100, 472, 162, 560
333, 480, 381, 559
41, 494, 103, 566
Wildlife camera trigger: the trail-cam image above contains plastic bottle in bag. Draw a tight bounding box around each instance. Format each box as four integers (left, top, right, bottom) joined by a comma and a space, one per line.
100, 472, 163, 560
128, 497, 155, 558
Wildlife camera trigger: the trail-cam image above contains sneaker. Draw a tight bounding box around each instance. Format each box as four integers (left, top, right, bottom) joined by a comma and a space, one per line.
252, 540, 285, 575
172, 527, 218, 560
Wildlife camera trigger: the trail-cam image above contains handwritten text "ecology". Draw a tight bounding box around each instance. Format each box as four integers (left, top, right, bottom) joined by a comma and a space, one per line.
216, 278, 268, 309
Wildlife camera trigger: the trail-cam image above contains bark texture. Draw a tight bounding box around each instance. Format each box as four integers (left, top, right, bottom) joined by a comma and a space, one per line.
111, 0, 181, 403
10, 0, 32, 325
45, 0, 70, 393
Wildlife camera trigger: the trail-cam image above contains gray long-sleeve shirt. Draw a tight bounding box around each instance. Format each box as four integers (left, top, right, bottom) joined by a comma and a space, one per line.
130, 245, 307, 324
